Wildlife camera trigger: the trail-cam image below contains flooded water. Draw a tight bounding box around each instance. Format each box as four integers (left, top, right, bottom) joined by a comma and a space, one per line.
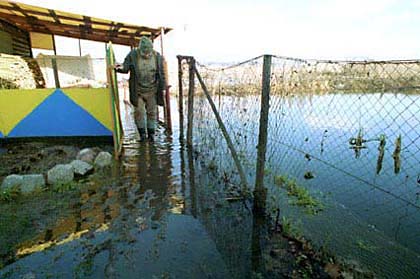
1, 92, 419, 278
192, 92, 420, 278
0, 100, 262, 279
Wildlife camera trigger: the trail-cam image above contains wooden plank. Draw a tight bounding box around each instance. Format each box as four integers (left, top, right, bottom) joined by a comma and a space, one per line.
106, 43, 123, 159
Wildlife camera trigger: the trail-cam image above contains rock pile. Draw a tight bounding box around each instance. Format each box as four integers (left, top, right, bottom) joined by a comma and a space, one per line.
1, 148, 113, 195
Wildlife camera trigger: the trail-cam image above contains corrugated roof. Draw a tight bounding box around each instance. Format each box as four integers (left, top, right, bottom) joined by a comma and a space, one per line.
0, 0, 171, 46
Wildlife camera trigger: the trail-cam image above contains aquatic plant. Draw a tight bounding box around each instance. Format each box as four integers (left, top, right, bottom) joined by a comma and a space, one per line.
273, 174, 287, 186
281, 216, 303, 240
376, 134, 386, 174
392, 135, 402, 174
303, 171, 315, 180
356, 240, 377, 253
273, 174, 324, 215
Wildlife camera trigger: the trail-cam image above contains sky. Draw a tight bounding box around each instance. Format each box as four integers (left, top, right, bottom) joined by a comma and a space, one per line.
16, 0, 420, 65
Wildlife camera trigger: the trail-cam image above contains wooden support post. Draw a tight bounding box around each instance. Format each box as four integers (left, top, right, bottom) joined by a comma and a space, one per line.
165, 86, 172, 132
78, 39, 82, 56
187, 144, 197, 217
51, 35, 60, 88
194, 65, 249, 190
160, 27, 165, 56
177, 56, 184, 142
187, 57, 195, 146
253, 55, 272, 215
51, 58, 60, 89
52, 34, 57, 55
163, 56, 172, 132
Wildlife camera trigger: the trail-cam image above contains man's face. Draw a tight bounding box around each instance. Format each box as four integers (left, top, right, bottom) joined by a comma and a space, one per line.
139, 38, 153, 58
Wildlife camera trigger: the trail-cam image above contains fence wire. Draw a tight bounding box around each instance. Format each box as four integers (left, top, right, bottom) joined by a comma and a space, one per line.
181, 55, 420, 278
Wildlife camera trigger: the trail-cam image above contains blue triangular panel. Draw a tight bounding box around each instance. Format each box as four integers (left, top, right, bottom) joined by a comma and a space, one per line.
0, 131, 3, 138
8, 89, 112, 137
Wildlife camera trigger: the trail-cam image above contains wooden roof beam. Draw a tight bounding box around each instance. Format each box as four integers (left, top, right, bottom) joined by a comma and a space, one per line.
48, 9, 61, 24
0, 3, 164, 33
10, 2, 28, 16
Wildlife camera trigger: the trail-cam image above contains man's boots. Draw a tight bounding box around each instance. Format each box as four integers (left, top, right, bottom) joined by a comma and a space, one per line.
139, 128, 147, 142
147, 128, 155, 142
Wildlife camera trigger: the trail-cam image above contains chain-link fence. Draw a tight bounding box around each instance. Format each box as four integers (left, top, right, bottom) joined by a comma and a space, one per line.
178, 55, 420, 278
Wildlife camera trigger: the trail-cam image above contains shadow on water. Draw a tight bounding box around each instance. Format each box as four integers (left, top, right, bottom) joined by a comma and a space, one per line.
0, 101, 269, 279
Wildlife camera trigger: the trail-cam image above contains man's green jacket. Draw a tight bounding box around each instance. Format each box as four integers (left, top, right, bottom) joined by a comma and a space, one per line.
117, 49, 166, 106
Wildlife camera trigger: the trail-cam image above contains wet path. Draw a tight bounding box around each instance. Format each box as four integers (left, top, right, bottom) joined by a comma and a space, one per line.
0, 101, 254, 278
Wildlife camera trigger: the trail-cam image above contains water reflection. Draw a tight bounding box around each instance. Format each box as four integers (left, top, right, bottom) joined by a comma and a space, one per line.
0, 100, 258, 278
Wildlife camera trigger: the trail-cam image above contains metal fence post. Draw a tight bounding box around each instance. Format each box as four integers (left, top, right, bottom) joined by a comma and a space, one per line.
253, 54, 272, 214
187, 57, 195, 146
177, 56, 184, 142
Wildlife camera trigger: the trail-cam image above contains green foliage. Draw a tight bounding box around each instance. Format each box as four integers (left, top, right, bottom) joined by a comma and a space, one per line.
0, 186, 21, 202
273, 174, 324, 215
53, 182, 78, 193
281, 216, 303, 240
273, 174, 287, 186
356, 240, 377, 252
264, 167, 272, 175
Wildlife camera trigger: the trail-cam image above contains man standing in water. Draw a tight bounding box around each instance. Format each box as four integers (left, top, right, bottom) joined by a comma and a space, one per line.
115, 36, 166, 142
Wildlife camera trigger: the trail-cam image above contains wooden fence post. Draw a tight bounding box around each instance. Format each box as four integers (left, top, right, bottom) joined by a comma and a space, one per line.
253, 54, 272, 214
177, 56, 184, 142
187, 57, 195, 146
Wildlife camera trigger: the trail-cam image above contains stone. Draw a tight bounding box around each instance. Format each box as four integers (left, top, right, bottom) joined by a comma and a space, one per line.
76, 148, 97, 164
70, 160, 94, 176
21, 174, 45, 193
1, 174, 23, 190
21, 272, 36, 279
47, 164, 74, 185
94, 152, 113, 168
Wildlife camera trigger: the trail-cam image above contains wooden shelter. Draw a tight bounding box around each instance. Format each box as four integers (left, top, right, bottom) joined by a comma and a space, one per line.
0, 0, 171, 51
0, 0, 173, 149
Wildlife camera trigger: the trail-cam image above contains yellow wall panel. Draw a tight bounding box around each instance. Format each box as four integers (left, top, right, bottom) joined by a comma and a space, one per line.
63, 88, 113, 131
30, 32, 54, 50
0, 89, 53, 136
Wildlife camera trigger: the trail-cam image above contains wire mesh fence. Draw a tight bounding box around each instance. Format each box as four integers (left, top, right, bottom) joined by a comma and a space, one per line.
178, 55, 420, 278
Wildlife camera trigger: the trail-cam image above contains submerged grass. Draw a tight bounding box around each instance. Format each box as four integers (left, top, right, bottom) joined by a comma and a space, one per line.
274, 174, 324, 215
0, 176, 109, 268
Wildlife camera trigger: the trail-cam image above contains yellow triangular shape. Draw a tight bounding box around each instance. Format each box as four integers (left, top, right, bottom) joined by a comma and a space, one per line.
0, 89, 54, 136
63, 88, 113, 131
